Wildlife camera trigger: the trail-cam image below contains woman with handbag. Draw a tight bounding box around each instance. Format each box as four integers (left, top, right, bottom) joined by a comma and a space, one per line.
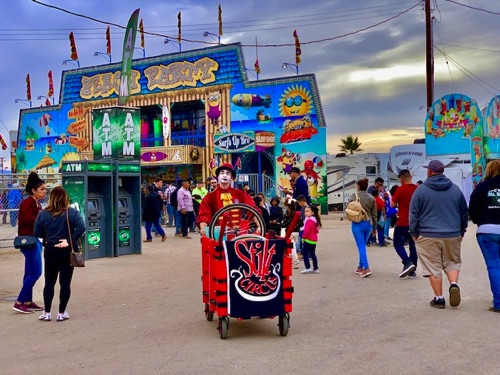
34, 186, 85, 322
13, 172, 47, 314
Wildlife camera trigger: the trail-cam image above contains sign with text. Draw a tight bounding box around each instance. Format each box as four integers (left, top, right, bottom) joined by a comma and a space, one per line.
214, 131, 255, 153
92, 107, 140, 160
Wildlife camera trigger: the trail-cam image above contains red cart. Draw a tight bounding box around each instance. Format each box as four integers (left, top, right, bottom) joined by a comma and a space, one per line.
201, 203, 298, 339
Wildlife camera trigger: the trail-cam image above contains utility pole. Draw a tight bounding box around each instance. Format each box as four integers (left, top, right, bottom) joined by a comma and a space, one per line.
425, 0, 434, 110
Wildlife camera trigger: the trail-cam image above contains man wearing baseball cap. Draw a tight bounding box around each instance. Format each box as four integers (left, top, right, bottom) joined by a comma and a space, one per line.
409, 160, 468, 309
287, 166, 311, 206
196, 163, 257, 235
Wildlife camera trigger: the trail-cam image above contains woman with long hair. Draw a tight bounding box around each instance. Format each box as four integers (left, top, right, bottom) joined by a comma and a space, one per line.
13, 172, 47, 314
347, 178, 377, 278
34, 186, 85, 321
469, 160, 500, 313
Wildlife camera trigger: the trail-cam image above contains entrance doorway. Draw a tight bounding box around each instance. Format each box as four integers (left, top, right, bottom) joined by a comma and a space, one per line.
237, 151, 275, 197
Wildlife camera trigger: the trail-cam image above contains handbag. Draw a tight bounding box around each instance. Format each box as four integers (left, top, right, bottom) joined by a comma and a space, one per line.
13, 235, 37, 249
66, 209, 85, 267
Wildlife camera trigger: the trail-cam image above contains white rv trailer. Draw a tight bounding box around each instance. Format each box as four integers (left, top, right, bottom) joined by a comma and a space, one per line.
327, 153, 385, 210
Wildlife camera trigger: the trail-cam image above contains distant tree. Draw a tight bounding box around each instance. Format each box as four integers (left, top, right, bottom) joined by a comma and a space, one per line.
339, 135, 363, 154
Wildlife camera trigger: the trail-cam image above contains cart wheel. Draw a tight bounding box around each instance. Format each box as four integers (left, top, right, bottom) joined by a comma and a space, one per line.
204, 303, 214, 321
208, 203, 267, 240
278, 313, 289, 336
219, 317, 229, 339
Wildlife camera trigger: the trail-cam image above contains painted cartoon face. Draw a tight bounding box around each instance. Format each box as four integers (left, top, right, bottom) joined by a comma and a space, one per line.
208, 91, 221, 107
218, 169, 233, 185
232, 94, 252, 108
279, 84, 313, 117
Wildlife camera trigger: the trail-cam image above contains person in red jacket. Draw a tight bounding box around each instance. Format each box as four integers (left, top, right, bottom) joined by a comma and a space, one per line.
197, 163, 256, 236
13, 172, 47, 314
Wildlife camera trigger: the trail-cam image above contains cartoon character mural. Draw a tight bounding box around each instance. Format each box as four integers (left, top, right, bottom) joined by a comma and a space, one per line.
229, 79, 327, 209
280, 115, 318, 144
425, 93, 483, 156
279, 84, 313, 117
484, 95, 500, 159
277, 147, 297, 174
39, 113, 52, 136
232, 93, 272, 109
206, 90, 222, 126
302, 156, 324, 199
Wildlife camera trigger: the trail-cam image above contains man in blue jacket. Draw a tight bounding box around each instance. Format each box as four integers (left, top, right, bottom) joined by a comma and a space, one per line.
289, 167, 311, 206
409, 160, 468, 309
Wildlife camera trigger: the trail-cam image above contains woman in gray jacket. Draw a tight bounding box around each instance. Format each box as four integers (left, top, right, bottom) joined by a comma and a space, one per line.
348, 178, 377, 277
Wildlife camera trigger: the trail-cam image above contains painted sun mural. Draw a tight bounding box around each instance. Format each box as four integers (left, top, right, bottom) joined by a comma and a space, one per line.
278, 84, 313, 117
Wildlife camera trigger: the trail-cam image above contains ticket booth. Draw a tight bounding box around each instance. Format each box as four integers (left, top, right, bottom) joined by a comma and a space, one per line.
114, 162, 142, 256
62, 160, 114, 259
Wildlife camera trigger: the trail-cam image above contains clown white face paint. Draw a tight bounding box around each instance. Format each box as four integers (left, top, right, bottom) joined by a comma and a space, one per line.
218, 169, 233, 188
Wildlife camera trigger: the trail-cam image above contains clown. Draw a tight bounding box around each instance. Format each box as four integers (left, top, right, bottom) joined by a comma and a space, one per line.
197, 163, 257, 236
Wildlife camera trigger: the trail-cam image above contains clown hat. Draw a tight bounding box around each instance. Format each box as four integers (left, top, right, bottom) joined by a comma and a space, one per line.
215, 163, 236, 179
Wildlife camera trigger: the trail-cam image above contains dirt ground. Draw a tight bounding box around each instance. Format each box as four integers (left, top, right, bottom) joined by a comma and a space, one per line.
1, 214, 499, 375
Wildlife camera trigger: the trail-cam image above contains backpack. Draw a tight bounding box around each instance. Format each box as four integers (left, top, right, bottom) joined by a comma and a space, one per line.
170, 187, 179, 209
345, 192, 368, 223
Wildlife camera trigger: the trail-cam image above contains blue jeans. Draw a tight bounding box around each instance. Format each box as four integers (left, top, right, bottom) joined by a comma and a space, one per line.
145, 218, 165, 240
477, 233, 500, 310
17, 240, 43, 303
384, 217, 391, 237
352, 220, 372, 269
166, 204, 175, 227
393, 226, 417, 267
175, 210, 182, 234
302, 241, 318, 270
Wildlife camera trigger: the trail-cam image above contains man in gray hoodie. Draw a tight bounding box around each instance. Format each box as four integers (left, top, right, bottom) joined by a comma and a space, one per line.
409, 160, 468, 309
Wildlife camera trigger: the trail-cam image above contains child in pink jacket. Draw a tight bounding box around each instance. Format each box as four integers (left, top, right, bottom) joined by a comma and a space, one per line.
300, 205, 322, 274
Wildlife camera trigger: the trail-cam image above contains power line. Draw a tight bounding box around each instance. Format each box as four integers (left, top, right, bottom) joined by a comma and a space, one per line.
444, 0, 500, 16
434, 44, 500, 95
28, 0, 421, 48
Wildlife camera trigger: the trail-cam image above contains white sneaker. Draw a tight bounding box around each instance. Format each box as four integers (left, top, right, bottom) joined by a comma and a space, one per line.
39, 312, 51, 321
56, 312, 70, 321
312, 269, 320, 274
300, 268, 313, 274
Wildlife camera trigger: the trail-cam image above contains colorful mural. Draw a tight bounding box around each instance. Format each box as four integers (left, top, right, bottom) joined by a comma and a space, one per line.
228, 80, 327, 206
425, 93, 482, 156
16, 104, 87, 173
484, 95, 500, 159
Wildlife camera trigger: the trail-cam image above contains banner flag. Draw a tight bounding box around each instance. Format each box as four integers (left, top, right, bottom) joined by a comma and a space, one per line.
118, 9, 140, 106
293, 29, 301, 65
139, 19, 145, 49
26, 74, 32, 101
45, 98, 51, 107
69, 32, 79, 60
48, 70, 54, 97
106, 26, 111, 55
177, 12, 181, 43
218, 4, 223, 36
254, 59, 261, 74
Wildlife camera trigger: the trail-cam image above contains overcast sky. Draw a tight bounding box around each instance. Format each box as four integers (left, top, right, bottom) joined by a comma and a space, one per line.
1, 0, 499, 168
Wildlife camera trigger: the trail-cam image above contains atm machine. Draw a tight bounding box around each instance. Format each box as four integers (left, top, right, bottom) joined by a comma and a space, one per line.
62, 160, 114, 259
114, 162, 142, 255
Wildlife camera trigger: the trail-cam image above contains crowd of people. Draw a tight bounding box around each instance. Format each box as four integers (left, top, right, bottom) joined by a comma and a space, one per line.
347, 159, 500, 313
12, 157, 500, 320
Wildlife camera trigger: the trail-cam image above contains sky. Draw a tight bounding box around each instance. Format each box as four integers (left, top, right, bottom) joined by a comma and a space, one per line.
1, 0, 499, 169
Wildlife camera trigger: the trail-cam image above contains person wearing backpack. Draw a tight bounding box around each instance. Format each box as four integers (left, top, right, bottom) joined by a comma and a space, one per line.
347, 178, 377, 278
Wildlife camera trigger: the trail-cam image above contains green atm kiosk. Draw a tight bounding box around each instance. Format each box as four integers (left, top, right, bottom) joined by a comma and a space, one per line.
114, 162, 142, 255
62, 161, 114, 259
